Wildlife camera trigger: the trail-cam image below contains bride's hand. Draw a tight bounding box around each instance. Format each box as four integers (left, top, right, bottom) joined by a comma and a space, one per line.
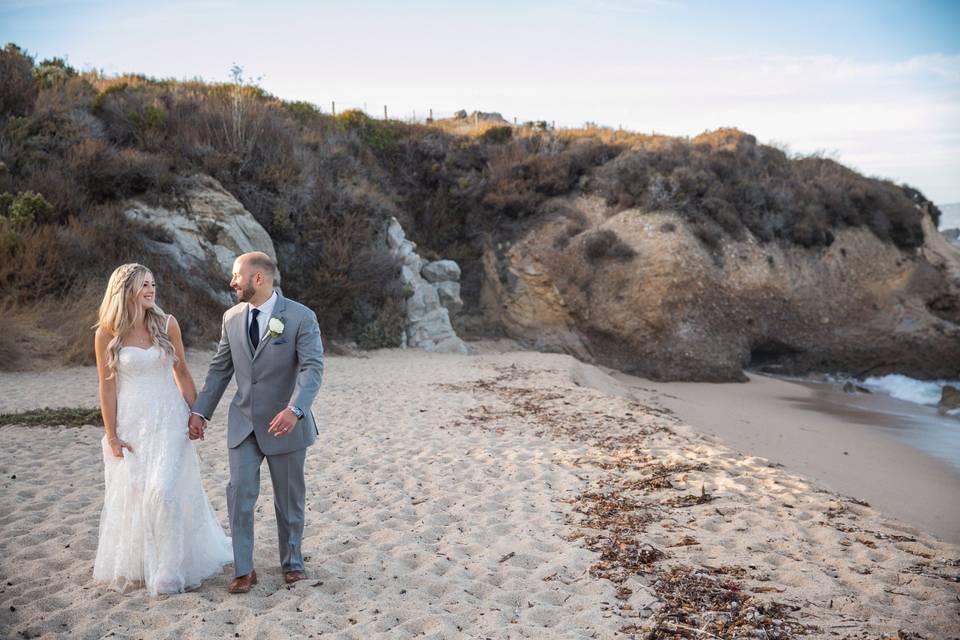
107, 436, 134, 458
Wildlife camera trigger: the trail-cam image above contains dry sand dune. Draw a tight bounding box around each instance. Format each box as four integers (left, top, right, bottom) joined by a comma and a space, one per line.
0, 346, 957, 639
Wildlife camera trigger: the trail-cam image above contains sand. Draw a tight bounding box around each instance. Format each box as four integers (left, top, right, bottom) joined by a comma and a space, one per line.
1, 344, 958, 638
604, 368, 960, 545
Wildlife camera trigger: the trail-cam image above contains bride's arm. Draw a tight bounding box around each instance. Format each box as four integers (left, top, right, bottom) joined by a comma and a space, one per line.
167, 315, 198, 407
95, 328, 119, 439
95, 328, 131, 457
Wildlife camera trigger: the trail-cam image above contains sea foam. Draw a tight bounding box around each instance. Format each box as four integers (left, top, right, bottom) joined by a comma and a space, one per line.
853, 374, 960, 416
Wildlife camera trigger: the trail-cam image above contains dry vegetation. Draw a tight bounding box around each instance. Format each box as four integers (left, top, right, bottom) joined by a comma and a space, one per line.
0, 43, 941, 369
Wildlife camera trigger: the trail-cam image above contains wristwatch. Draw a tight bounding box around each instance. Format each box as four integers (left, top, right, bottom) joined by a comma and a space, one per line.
288, 405, 304, 420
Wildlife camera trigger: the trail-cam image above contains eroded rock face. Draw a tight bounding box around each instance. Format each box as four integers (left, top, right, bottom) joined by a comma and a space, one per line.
480, 195, 960, 381
387, 217, 468, 354
125, 174, 278, 306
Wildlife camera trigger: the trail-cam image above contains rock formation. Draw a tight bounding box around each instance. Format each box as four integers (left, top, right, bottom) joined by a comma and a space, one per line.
124, 174, 278, 306
939, 385, 960, 413
479, 195, 960, 381
386, 217, 468, 354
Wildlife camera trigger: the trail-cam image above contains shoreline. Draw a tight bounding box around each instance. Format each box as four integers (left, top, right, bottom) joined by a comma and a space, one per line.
599, 366, 960, 545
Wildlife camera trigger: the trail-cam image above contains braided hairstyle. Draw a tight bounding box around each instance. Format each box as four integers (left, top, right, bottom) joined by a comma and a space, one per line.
95, 263, 178, 379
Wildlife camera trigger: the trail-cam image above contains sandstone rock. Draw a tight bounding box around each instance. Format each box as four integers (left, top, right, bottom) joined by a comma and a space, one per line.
479, 194, 960, 381
939, 385, 960, 411
124, 174, 278, 306
421, 260, 461, 283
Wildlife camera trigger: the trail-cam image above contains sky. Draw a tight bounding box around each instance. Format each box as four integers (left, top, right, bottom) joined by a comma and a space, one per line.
2, 0, 959, 204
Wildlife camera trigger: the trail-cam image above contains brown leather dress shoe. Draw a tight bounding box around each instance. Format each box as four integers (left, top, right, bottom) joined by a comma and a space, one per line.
283, 570, 307, 584
227, 570, 258, 594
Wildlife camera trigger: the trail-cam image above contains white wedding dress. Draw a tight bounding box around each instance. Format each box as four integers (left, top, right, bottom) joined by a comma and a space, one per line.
93, 333, 233, 596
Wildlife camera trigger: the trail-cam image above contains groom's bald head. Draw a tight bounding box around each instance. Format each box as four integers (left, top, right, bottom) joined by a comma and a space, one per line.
237, 251, 277, 283
231, 252, 278, 304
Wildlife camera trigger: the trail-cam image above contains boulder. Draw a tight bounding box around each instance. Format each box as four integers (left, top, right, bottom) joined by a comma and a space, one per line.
421, 260, 461, 283
939, 385, 960, 412
436, 281, 463, 314
124, 174, 278, 306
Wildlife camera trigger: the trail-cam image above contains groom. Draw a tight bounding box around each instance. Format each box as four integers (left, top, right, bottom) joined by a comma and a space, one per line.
189, 251, 324, 593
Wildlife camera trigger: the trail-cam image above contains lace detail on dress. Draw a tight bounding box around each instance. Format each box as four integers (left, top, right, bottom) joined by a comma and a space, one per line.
93, 345, 232, 595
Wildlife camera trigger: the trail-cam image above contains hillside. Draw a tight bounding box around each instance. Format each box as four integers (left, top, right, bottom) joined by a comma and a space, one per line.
0, 43, 955, 380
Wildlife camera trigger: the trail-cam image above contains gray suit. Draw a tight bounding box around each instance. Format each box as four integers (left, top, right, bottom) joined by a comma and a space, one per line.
193, 290, 324, 575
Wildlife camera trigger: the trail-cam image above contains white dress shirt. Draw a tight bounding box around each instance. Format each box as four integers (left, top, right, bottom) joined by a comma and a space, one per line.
248, 290, 278, 341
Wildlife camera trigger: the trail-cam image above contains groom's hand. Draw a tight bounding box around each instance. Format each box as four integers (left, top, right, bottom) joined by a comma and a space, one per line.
188, 413, 207, 440
268, 408, 298, 437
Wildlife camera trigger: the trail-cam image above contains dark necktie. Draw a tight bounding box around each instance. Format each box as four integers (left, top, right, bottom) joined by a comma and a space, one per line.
249, 308, 260, 350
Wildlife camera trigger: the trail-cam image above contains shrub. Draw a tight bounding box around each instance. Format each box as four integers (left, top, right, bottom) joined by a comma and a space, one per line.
592, 128, 926, 251
479, 125, 513, 144
34, 57, 78, 86
356, 297, 405, 349
0, 192, 13, 216
583, 229, 636, 263
8, 190, 54, 227
0, 43, 38, 118
67, 139, 171, 200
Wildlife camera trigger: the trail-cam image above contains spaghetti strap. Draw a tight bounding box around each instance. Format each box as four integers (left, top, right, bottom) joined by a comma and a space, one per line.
164, 314, 172, 334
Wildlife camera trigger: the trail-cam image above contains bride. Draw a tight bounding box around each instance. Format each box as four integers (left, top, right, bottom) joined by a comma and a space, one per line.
92, 263, 232, 595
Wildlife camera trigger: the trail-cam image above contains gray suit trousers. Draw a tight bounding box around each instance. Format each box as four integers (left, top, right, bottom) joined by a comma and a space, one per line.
227, 432, 307, 576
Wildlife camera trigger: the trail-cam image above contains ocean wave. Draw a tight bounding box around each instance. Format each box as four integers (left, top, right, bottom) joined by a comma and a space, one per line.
832, 373, 960, 414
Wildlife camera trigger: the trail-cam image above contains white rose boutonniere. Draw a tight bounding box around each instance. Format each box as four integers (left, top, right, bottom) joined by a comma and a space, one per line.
267, 317, 285, 338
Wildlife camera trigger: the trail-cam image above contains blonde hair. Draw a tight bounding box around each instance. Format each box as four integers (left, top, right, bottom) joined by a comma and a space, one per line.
95, 263, 177, 379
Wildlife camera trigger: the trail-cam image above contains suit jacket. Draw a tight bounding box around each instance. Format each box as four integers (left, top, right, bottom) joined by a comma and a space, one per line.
193, 290, 323, 455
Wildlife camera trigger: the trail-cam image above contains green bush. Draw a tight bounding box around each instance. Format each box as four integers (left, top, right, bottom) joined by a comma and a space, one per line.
34, 57, 77, 86
356, 299, 405, 350
8, 190, 54, 227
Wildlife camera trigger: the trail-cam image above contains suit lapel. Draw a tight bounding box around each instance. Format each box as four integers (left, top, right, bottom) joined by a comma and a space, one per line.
239, 306, 255, 360
252, 290, 287, 362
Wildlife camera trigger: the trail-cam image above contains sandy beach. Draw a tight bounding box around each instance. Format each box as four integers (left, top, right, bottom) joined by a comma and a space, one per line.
604, 369, 960, 545
1, 345, 958, 638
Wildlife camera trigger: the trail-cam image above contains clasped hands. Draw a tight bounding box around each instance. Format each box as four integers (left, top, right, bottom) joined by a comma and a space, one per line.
187, 408, 299, 440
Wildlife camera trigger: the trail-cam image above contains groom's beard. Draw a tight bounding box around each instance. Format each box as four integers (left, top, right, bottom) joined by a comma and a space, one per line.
235, 283, 256, 302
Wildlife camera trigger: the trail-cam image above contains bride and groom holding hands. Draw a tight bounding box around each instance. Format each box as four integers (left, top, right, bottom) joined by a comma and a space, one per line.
92, 251, 324, 596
